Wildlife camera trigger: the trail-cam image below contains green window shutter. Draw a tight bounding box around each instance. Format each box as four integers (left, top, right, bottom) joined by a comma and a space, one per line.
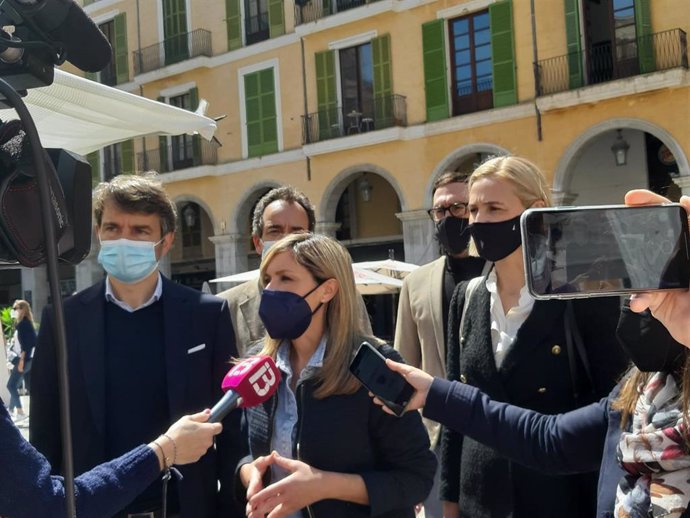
268, 0, 285, 39
422, 20, 449, 122
85, 71, 97, 82
157, 96, 169, 172
635, 0, 655, 73
226, 0, 242, 51
163, 0, 189, 64
86, 151, 100, 188
372, 34, 393, 128
490, 1, 517, 108
120, 139, 134, 174
315, 50, 338, 139
245, 68, 278, 158
564, 0, 583, 89
114, 13, 129, 84
189, 87, 202, 165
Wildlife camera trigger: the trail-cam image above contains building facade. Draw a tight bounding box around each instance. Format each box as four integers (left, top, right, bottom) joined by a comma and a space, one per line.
5, 0, 688, 326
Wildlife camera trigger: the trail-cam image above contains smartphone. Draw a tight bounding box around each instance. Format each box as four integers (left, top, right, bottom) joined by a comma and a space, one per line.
350, 341, 415, 417
521, 204, 690, 299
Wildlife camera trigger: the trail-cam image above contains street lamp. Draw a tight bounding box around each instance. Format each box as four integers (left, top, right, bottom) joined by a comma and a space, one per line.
359, 175, 373, 202
183, 204, 196, 228
611, 129, 630, 167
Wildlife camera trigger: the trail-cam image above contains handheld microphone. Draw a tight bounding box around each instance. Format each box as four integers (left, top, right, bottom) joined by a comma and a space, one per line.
208, 355, 281, 423
5, 0, 113, 72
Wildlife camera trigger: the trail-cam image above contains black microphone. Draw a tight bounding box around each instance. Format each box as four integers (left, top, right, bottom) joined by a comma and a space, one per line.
7, 0, 112, 72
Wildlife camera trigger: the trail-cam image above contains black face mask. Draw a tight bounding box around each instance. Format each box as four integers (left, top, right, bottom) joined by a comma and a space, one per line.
435, 217, 470, 255
469, 214, 522, 262
617, 305, 688, 373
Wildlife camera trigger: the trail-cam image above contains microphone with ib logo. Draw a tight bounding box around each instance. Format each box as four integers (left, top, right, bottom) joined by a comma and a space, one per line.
208, 355, 281, 423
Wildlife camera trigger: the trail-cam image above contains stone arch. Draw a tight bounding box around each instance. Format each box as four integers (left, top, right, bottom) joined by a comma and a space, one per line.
425, 143, 510, 204
553, 118, 690, 195
227, 180, 282, 235
173, 195, 215, 231
319, 163, 407, 223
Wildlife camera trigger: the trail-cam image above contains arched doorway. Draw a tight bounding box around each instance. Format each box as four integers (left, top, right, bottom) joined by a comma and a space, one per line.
170, 201, 216, 289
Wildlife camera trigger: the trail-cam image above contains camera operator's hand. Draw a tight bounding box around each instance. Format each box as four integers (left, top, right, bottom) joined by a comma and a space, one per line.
371, 359, 433, 415
626, 189, 690, 348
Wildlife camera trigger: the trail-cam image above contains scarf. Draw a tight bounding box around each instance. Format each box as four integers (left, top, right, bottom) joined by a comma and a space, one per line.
615, 372, 690, 518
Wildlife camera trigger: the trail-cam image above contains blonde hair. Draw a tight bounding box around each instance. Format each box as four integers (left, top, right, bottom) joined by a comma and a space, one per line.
258, 233, 368, 398
467, 156, 552, 256
13, 299, 34, 323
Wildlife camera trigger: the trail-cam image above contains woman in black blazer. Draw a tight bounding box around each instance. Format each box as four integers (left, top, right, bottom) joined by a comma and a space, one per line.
6, 299, 36, 421
440, 156, 629, 518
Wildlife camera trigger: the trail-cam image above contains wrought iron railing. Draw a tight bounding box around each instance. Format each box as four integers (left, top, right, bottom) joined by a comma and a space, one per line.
245, 12, 270, 45
537, 28, 688, 96
295, 0, 384, 25
301, 94, 407, 144
136, 138, 218, 173
133, 29, 212, 75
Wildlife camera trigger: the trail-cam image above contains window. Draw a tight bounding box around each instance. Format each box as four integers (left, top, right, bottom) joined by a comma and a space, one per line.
169, 93, 195, 170
180, 204, 202, 259
103, 143, 122, 181
98, 20, 117, 86
339, 43, 374, 131
163, 0, 189, 65
245, 0, 270, 45
243, 67, 278, 157
449, 11, 493, 115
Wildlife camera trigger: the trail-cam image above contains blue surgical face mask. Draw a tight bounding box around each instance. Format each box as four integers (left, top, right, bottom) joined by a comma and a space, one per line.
10, 309, 18, 320
97, 238, 164, 284
258, 283, 323, 340
260, 240, 277, 260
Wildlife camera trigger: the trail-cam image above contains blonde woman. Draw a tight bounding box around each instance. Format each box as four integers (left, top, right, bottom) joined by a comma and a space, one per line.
440, 156, 629, 518
6, 300, 36, 421
237, 233, 435, 518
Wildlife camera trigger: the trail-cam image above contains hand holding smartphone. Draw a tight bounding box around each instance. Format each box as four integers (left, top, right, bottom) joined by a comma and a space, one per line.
350, 341, 415, 416
521, 204, 690, 299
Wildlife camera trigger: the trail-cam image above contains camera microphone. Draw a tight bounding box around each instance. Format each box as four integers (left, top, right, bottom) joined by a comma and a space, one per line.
208, 355, 281, 423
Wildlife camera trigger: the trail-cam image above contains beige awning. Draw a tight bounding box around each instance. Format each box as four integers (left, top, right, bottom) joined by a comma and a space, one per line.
0, 69, 217, 155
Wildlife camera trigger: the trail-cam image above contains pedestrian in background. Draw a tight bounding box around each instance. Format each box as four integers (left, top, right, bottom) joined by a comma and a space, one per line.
6, 299, 35, 422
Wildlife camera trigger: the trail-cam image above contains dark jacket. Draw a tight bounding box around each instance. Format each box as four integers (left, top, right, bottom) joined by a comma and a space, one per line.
440, 279, 629, 518
0, 396, 161, 518
16, 318, 36, 356
29, 277, 244, 518
237, 344, 436, 518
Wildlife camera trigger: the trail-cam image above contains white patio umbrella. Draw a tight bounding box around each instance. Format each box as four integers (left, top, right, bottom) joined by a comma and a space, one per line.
211, 266, 403, 295
352, 259, 419, 279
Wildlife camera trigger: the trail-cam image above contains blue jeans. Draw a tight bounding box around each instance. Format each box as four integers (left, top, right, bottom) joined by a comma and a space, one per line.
7, 366, 23, 411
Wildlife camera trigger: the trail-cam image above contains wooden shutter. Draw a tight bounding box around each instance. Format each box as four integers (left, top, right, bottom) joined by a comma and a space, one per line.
315, 50, 338, 140
490, 1, 517, 107
120, 140, 134, 174
422, 20, 449, 122
226, 0, 242, 51
563, 0, 583, 89
372, 34, 393, 128
114, 13, 129, 84
157, 97, 169, 173
245, 68, 278, 157
163, 0, 189, 64
635, 0, 655, 73
268, 0, 285, 39
86, 151, 100, 187
189, 87, 202, 165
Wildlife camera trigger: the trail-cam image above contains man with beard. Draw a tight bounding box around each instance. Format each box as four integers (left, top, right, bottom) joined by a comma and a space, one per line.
394, 170, 486, 518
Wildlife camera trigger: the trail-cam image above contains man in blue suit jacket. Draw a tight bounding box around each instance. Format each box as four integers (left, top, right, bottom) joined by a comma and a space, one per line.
30, 173, 243, 518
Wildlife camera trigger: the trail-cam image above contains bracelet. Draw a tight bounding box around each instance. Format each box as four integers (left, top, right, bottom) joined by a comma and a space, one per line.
162, 433, 177, 466
151, 440, 169, 470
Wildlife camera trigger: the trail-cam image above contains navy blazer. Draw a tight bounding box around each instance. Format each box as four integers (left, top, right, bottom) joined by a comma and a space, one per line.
29, 277, 243, 518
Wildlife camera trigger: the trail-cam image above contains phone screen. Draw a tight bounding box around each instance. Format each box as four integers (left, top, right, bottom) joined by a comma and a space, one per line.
521, 204, 690, 298
349, 342, 414, 416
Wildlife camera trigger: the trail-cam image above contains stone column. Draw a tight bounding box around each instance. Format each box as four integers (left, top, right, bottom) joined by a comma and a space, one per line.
21, 266, 48, 318
210, 233, 249, 288
396, 209, 438, 266
672, 175, 690, 197
315, 221, 341, 238
75, 241, 104, 292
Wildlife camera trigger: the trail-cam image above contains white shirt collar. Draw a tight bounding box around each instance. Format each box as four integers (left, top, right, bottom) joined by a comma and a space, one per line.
104, 273, 163, 313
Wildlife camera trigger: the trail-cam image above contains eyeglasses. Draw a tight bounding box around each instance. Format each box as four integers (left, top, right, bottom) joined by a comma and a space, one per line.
426, 202, 469, 221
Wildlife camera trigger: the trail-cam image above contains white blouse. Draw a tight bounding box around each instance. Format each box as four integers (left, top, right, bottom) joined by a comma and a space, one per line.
485, 270, 535, 368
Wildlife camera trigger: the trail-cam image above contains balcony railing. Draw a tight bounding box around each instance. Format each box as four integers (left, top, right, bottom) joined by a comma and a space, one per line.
302, 94, 407, 144
136, 138, 218, 173
133, 29, 212, 75
537, 28, 688, 96
295, 0, 384, 25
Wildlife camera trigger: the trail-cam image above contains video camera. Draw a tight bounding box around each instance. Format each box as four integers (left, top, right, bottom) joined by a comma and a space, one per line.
0, 0, 112, 267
